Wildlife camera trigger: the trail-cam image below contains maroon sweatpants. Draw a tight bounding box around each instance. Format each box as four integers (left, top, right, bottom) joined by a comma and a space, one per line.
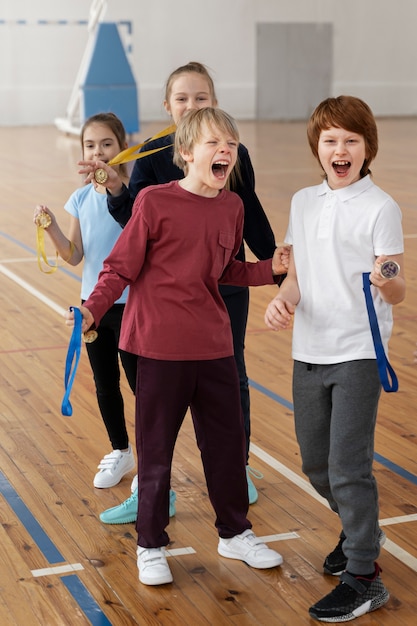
135, 356, 251, 547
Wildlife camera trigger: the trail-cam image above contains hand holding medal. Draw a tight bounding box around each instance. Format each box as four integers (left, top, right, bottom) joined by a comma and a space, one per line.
369, 256, 401, 287
33, 205, 59, 273
80, 123, 177, 188
34, 208, 52, 229
379, 260, 400, 280
65, 304, 97, 344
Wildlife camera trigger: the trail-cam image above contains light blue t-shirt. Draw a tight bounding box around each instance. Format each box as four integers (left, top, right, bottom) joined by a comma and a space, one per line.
65, 184, 128, 303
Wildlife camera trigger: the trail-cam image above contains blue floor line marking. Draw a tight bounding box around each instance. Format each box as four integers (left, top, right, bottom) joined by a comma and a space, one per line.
61, 575, 112, 626
0, 471, 109, 623
248, 378, 294, 410
374, 452, 417, 485
0, 471, 64, 563
248, 378, 417, 485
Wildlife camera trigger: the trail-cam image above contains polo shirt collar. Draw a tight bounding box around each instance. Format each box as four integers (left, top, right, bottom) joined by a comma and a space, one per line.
317, 174, 373, 201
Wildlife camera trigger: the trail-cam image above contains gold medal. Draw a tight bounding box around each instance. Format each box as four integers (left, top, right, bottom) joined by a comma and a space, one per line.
83, 330, 98, 343
94, 168, 108, 185
35, 212, 52, 229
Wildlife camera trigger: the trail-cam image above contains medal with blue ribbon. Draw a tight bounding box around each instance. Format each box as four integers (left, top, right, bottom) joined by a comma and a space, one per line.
362, 272, 398, 392
61, 306, 82, 416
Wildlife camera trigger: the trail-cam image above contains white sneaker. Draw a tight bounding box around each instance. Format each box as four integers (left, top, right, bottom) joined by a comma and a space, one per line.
130, 473, 138, 493
137, 546, 173, 585
218, 529, 283, 569
93, 445, 135, 488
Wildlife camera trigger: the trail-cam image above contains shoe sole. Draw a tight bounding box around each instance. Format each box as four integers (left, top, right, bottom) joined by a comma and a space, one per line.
309, 589, 389, 621
218, 545, 283, 569
100, 513, 136, 524
100, 508, 176, 524
139, 573, 173, 585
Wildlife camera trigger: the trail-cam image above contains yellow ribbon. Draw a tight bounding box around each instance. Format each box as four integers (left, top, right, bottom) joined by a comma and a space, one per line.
107, 123, 176, 167
36, 226, 59, 274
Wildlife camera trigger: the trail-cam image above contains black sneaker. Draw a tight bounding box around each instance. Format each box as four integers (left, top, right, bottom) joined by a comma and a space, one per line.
323, 529, 386, 576
309, 563, 389, 622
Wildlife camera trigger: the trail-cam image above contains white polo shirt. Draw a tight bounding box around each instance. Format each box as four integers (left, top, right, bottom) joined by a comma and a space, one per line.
285, 175, 403, 364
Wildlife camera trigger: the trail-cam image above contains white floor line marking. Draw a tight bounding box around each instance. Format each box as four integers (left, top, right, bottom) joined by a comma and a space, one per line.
382, 539, 417, 572
31, 563, 84, 577
0, 257, 42, 263
380, 513, 417, 526
250, 443, 330, 508
0, 264, 66, 316
0, 256, 58, 264
166, 547, 196, 557
250, 443, 417, 573
260, 532, 299, 542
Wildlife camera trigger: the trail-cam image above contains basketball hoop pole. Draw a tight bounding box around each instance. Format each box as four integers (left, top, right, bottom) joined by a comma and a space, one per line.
55, 0, 108, 134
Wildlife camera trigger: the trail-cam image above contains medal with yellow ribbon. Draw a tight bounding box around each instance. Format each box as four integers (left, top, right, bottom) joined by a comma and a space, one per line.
94, 123, 176, 184
35, 211, 59, 274
35, 210, 75, 274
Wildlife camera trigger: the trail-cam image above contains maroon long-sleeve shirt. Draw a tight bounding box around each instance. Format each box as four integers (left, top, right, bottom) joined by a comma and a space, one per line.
84, 181, 275, 360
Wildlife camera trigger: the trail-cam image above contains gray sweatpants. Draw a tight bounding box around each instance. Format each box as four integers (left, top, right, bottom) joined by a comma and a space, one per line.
293, 359, 382, 574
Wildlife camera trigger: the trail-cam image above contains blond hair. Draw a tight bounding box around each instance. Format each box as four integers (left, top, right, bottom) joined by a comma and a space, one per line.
173, 107, 239, 175
165, 61, 218, 105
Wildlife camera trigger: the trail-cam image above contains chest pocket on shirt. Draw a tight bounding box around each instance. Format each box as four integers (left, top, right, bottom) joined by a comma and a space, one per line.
211, 231, 235, 278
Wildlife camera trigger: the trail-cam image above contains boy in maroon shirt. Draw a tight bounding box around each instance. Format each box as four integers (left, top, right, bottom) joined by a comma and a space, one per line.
67, 107, 289, 585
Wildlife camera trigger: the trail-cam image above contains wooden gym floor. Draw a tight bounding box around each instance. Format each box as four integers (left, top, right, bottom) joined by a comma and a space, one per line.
0, 117, 416, 625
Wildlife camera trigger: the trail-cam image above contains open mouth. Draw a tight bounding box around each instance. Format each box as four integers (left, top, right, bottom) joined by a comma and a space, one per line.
332, 160, 350, 175
212, 161, 229, 179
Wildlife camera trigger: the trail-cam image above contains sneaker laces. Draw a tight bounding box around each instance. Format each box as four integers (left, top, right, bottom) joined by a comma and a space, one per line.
120, 490, 138, 509
246, 466, 263, 480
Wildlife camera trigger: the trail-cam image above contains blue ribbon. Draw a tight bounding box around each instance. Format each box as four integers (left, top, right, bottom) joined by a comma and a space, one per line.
61, 306, 82, 415
362, 272, 398, 392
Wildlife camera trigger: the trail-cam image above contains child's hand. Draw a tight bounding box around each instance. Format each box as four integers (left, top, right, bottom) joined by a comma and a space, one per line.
65, 305, 95, 334
77, 159, 124, 196
272, 245, 291, 275
33, 204, 54, 228
265, 295, 295, 330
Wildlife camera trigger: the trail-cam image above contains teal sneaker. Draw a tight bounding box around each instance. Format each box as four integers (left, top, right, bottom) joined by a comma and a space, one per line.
100, 488, 177, 524
246, 466, 263, 504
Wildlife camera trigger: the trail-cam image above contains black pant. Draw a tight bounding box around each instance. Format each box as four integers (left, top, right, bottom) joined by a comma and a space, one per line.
222, 287, 250, 463
84, 303, 137, 450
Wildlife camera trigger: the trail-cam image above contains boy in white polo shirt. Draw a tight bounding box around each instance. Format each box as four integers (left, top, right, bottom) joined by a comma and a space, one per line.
265, 95, 405, 622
